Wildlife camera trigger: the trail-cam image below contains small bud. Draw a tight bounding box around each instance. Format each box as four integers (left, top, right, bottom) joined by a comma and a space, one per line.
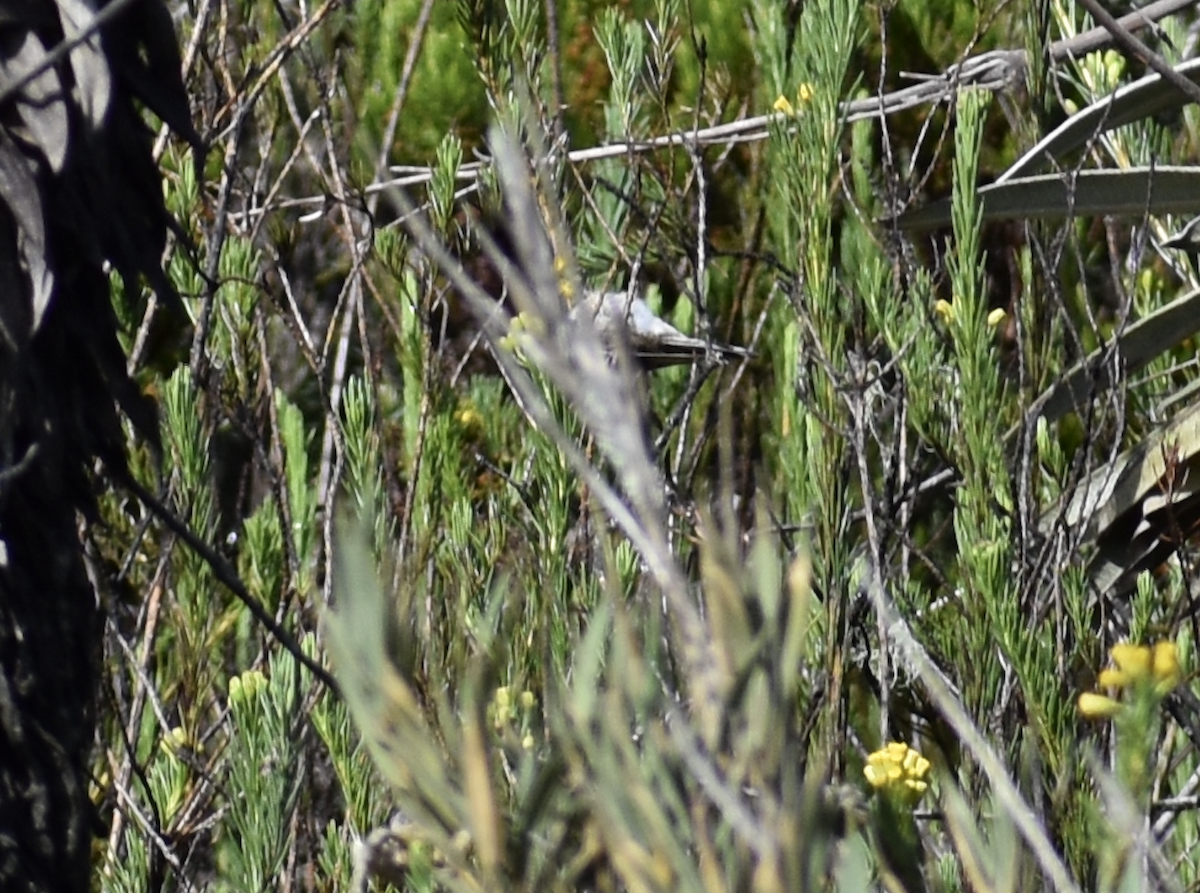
1078, 692, 1122, 719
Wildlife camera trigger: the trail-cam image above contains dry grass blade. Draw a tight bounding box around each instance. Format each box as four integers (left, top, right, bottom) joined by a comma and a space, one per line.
897, 168, 1200, 230
1000, 57, 1200, 184
1043, 399, 1200, 597
1024, 288, 1200, 428
461, 665, 504, 879
324, 515, 472, 856
1054, 401, 1200, 533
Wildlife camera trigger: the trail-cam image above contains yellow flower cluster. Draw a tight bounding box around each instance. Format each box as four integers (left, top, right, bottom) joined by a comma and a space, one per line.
489, 686, 538, 749
1078, 641, 1182, 719
497, 311, 545, 358
160, 725, 201, 758
772, 83, 814, 116
554, 255, 576, 302
228, 669, 268, 707
864, 742, 931, 806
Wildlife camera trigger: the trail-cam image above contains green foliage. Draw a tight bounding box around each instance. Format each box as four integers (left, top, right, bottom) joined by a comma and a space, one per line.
220, 660, 305, 890
324, 509, 848, 893
91, 0, 1200, 891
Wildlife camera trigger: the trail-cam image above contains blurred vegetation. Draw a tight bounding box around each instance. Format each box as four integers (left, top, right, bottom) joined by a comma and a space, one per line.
89, 0, 1200, 890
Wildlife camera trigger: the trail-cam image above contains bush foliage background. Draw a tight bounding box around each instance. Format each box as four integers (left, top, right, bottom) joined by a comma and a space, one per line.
86, 0, 1200, 890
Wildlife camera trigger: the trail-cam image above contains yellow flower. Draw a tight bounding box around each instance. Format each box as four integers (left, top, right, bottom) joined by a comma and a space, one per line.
1152, 641, 1182, 693
772, 84, 813, 116
864, 742, 931, 805
1079, 640, 1182, 719
1078, 692, 1122, 719
455, 404, 485, 442
1097, 666, 1129, 689
932, 301, 1008, 329
1109, 643, 1152, 686
1098, 641, 1180, 692
554, 255, 576, 301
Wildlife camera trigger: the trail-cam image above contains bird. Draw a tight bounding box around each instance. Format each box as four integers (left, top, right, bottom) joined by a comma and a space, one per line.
1164, 215, 1200, 251
1163, 216, 1200, 279
572, 288, 751, 369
